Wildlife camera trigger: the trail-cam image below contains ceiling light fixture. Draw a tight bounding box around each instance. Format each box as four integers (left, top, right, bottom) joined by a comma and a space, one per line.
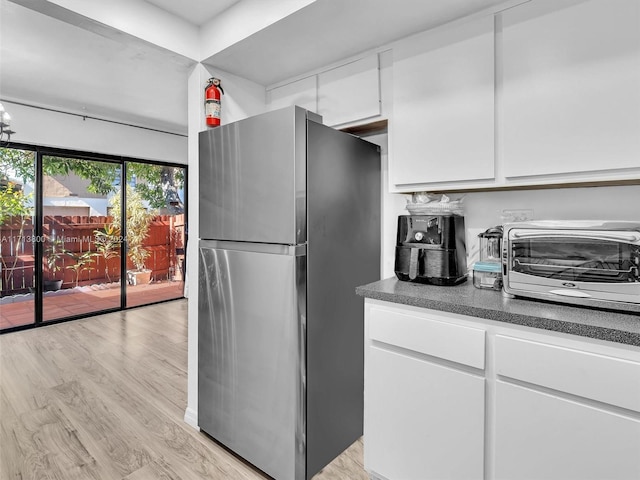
0, 103, 16, 144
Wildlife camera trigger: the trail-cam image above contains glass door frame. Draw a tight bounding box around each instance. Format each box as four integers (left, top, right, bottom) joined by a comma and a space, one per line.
1, 142, 188, 333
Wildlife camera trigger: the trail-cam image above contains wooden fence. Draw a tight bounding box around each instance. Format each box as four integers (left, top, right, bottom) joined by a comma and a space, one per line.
1, 214, 185, 296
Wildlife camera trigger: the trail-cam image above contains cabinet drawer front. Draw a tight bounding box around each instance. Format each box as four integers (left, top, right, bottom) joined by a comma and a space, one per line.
368, 306, 485, 369
496, 335, 640, 412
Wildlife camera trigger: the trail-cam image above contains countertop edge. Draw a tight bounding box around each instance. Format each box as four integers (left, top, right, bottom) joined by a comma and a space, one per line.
356, 282, 640, 347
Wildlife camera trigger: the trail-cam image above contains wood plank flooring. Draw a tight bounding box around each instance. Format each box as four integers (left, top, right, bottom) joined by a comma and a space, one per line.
0, 300, 368, 480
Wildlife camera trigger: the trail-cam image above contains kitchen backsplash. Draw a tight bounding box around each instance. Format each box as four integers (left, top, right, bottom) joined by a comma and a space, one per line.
382, 184, 640, 279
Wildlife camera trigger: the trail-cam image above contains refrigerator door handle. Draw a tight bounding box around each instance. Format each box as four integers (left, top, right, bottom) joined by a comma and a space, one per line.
199, 239, 306, 257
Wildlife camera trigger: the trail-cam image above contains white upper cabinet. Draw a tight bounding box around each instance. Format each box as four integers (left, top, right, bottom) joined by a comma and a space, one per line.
501, 0, 640, 180
267, 76, 317, 113
390, 16, 495, 190
266, 54, 381, 126
317, 55, 380, 127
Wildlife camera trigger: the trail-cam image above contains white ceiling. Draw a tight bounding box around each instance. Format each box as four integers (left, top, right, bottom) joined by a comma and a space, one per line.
0, 0, 191, 134
143, 0, 240, 27
0, 0, 512, 135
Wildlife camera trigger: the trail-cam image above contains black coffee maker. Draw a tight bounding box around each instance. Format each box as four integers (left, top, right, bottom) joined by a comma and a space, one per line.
394, 215, 467, 285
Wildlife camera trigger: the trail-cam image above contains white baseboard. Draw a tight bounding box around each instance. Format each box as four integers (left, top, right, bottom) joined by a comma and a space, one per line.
183, 406, 199, 430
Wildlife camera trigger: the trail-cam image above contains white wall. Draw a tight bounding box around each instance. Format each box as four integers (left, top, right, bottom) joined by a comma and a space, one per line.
5, 101, 187, 164
208, 67, 269, 126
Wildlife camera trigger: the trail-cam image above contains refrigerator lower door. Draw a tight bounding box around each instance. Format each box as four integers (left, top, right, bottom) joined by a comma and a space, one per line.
198, 240, 306, 480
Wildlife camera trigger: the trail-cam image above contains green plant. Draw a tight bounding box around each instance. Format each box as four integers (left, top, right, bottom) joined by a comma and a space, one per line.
0, 181, 32, 224
66, 250, 95, 287
128, 242, 150, 272
1, 181, 33, 291
1, 147, 184, 210
93, 223, 120, 282
43, 237, 67, 281
111, 186, 155, 272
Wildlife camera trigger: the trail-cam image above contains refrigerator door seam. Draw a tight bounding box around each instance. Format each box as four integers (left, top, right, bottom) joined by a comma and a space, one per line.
200, 240, 307, 256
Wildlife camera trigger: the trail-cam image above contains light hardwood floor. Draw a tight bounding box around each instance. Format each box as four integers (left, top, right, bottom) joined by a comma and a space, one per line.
0, 299, 368, 480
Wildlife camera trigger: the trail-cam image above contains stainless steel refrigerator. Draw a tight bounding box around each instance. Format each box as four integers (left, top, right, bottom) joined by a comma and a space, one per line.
198, 106, 381, 480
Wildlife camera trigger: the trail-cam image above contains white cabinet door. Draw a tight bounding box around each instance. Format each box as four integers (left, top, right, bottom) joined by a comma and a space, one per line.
317, 54, 380, 127
502, 0, 640, 179
495, 380, 640, 480
365, 346, 485, 480
267, 55, 380, 125
391, 16, 494, 188
267, 76, 317, 112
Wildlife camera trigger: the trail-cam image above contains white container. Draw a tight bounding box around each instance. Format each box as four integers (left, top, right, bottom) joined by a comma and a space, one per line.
473, 262, 502, 290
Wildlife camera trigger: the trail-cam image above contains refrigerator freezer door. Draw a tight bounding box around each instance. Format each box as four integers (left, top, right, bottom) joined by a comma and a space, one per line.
199, 106, 307, 244
198, 240, 306, 480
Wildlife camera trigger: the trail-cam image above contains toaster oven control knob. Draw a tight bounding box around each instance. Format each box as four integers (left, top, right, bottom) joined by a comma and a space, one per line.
414, 231, 424, 242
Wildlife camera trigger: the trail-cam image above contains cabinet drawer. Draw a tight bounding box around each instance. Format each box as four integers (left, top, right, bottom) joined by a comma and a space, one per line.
368, 306, 485, 369
495, 335, 640, 412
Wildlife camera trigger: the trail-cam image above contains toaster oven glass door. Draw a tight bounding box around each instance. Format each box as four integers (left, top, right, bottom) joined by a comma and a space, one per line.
509, 231, 640, 284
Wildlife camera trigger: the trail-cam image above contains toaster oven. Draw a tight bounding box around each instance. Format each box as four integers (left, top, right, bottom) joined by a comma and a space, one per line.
502, 221, 640, 312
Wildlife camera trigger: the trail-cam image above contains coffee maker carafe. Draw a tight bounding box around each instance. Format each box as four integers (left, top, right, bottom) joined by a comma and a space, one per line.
394, 215, 467, 285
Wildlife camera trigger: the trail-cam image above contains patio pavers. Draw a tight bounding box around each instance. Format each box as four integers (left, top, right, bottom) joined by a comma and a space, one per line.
1, 281, 185, 330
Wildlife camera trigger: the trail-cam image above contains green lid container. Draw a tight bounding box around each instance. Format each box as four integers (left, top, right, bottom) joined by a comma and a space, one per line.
473, 261, 501, 273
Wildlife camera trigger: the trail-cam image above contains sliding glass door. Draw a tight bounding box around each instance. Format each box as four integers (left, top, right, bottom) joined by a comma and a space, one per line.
125, 162, 186, 307
41, 156, 122, 322
1, 148, 35, 329
0, 145, 186, 333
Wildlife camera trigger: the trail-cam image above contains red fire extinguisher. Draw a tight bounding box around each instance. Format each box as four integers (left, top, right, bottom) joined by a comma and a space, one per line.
205, 77, 224, 127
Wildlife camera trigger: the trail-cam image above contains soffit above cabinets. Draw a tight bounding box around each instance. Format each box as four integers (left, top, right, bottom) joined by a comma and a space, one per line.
202, 0, 510, 86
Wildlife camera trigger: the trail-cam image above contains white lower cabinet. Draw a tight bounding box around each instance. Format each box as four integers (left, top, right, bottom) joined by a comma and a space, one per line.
494, 380, 640, 480
364, 302, 486, 480
364, 299, 640, 480
365, 346, 485, 480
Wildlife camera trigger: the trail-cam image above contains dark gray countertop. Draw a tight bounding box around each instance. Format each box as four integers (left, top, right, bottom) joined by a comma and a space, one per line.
356, 278, 640, 347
